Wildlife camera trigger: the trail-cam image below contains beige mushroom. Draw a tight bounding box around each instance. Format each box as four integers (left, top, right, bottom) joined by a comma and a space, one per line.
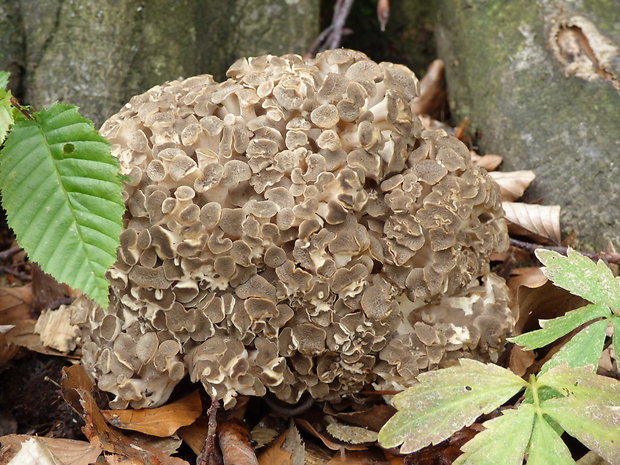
79, 49, 512, 409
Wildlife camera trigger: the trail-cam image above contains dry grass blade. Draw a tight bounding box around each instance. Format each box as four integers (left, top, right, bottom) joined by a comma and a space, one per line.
489, 170, 536, 201
503, 202, 561, 244
102, 390, 202, 437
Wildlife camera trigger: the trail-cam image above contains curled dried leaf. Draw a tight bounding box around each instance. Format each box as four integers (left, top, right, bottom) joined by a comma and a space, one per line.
488, 170, 536, 201
503, 202, 561, 244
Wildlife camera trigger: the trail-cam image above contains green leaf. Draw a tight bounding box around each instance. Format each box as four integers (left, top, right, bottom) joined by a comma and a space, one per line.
0, 71, 8, 89
378, 359, 527, 453
453, 405, 536, 465
542, 396, 620, 464
0, 104, 124, 307
538, 365, 620, 406
526, 415, 575, 465
535, 248, 620, 311
509, 303, 611, 350
540, 319, 608, 374
612, 316, 620, 369
0, 89, 13, 145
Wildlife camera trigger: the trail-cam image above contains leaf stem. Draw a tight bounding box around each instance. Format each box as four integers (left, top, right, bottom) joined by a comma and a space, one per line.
9, 97, 33, 120
529, 374, 543, 416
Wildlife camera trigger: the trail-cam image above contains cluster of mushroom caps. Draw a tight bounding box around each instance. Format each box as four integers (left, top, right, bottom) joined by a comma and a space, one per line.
74, 49, 513, 409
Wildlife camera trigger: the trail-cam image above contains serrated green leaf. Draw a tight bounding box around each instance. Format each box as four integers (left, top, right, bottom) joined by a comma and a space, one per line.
378, 359, 527, 453
526, 415, 575, 465
542, 396, 620, 464
0, 89, 13, 144
540, 319, 608, 374
612, 316, 620, 370
0, 104, 124, 307
538, 365, 620, 406
0, 71, 8, 89
509, 303, 611, 350
453, 404, 536, 465
535, 248, 620, 311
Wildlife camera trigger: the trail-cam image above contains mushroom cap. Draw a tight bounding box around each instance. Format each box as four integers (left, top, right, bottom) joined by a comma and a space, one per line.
81, 49, 512, 409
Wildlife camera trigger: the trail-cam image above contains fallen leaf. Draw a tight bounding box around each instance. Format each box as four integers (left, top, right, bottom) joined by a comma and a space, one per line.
506, 267, 548, 312
258, 424, 303, 465
470, 152, 503, 171
327, 450, 386, 465
6, 437, 63, 465
502, 202, 561, 244
102, 390, 202, 437
507, 344, 537, 377
0, 435, 101, 465
577, 451, 614, 464
61, 365, 188, 465
516, 280, 587, 335
3, 318, 76, 359
330, 404, 396, 432
178, 416, 208, 455
488, 170, 536, 201
250, 424, 280, 449
411, 60, 446, 118
0, 285, 33, 325
218, 421, 258, 465
325, 418, 378, 445
295, 419, 367, 451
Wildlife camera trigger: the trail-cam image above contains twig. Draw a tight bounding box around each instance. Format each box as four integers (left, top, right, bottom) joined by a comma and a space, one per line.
509, 238, 620, 265
263, 393, 314, 417
198, 398, 220, 465
0, 266, 30, 281
218, 421, 258, 465
0, 246, 23, 261
9, 97, 33, 121
306, 0, 355, 56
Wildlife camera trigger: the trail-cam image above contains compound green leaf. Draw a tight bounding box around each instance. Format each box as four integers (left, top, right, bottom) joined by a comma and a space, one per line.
453, 404, 536, 465
538, 365, 620, 406
526, 415, 575, 465
378, 359, 527, 453
0, 104, 124, 307
540, 319, 608, 374
0, 71, 8, 89
535, 248, 620, 311
509, 303, 611, 350
542, 396, 620, 464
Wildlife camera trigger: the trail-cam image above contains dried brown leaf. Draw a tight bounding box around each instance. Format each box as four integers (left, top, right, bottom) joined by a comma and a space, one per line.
489, 170, 536, 201
411, 60, 446, 118
61, 365, 188, 465
177, 417, 207, 455
0, 435, 101, 465
327, 450, 386, 465
330, 404, 396, 432
507, 344, 537, 377
218, 421, 258, 465
470, 152, 503, 171
257, 425, 303, 465
102, 390, 202, 437
325, 418, 377, 445
0, 285, 33, 325
503, 202, 561, 244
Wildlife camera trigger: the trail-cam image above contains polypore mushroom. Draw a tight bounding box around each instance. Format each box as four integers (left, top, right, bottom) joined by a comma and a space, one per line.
79, 49, 512, 409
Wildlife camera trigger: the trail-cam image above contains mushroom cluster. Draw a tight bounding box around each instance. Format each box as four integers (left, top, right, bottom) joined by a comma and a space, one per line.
75, 49, 513, 409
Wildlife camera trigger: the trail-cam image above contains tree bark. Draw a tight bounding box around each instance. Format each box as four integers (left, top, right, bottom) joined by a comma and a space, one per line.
1, 0, 319, 127
435, 0, 620, 250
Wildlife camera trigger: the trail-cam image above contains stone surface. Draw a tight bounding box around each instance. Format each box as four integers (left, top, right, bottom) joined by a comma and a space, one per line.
435, 0, 620, 250
0, 0, 319, 127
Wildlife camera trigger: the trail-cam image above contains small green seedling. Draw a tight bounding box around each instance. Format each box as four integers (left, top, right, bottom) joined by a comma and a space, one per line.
0, 72, 124, 307
379, 249, 620, 464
